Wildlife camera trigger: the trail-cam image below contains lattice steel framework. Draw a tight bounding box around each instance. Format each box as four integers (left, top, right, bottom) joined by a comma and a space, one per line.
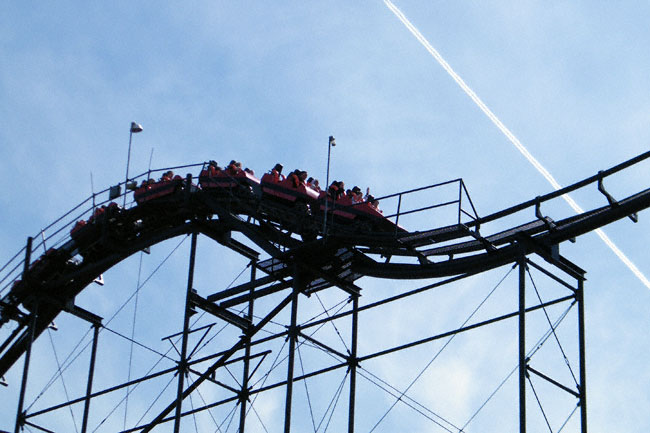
4, 149, 650, 432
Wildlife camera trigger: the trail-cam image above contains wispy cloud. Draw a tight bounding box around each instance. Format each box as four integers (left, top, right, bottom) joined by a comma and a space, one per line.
384, 0, 650, 290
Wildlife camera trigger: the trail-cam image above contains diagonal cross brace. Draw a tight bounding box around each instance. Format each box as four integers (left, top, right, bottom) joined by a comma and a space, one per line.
141, 290, 295, 432
190, 292, 251, 331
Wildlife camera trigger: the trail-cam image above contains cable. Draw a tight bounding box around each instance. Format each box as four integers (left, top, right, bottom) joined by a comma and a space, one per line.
223, 364, 242, 389
193, 386, 223, 433
190, 287, 252, 360
130, 374, 177, 431
26, 235, 189, 411
190, 320, 236, 361
223, 401, 239, 433
314, 292, 350, 354
527, 302, 576, 361
105, 262, 257, 431
359, 368, 456, 432
301, 297, 350, 327
249, 337, 289, 390
526, 267, 579, 387
461, 300, 576, 430
249, 402, 270, 433
290, 289, 464, 432
245, 300, 351, 396
124, 251, 145, 429
460, 363, 517, 432
321, 372, 348, 433
557, 403, 580, 433
90, 369, 176, 433
249, 293, 349, 336
102, 325, 174, 361
359, 367, 460, 432
302, 329, 460, 432
296, 341, 318, 432
246, 297, 350, 393
188, 392, 200, 433
189, 263, 263, 359
88, 326, 185, 432
218, 405, 239, 433
527, 374, 554, 433
47, 329, 79, 433
368, 264, 514, 432
26, 325, 93, 412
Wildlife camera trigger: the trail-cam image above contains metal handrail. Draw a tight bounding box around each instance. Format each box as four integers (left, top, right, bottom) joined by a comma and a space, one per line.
379, 178, 479, 228
0, 163, 205, 290
468, 148, 650, 227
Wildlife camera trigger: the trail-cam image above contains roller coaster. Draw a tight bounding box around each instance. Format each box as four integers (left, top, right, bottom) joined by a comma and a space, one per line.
1, 149, 650, 432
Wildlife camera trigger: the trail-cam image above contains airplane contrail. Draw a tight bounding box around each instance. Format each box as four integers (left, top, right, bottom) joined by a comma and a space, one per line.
384, 0, 650, 289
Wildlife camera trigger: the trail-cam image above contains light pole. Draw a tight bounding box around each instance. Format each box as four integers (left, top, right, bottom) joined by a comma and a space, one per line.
124, 122, 143, 206
323, 135, 336, 235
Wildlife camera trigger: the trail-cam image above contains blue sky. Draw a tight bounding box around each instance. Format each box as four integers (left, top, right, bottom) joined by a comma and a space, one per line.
2, 2, 650, 432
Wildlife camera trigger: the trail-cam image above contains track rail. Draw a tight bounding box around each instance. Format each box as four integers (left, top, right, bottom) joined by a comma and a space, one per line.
1, 151, 649, 380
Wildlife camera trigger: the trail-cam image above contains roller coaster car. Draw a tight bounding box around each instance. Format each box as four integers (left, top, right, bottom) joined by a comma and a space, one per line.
134, 177, 187, 205
260, 173, 319, 203
261, 174, 403, 234
319, 195, 406, 233
2, 247, 77, 320
69, 203, 139, 260
23, 248, 74, 285
199, 169, 260, 195
70, 219, 101, 256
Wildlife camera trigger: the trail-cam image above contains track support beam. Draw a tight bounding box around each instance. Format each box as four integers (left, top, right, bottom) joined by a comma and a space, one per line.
348, 294, 359, 433
283, 268, 302, 433
518, 250, 527, 433
578, 278, 588, 433
239, 259, 257, 433
173, 232, 198, 433
14, 305, 37, 433
14, 237, 34, 433
81, 323, 100, 433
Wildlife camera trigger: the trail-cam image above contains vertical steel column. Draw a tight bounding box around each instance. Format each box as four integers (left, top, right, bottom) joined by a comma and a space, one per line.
283, 274, 301, 433
14, 307, 37, 433
395, 195, 403, 230
457, 180, 463, 224
22, 237, 33, 276
81, 323, 100, 433
347, 295, 359, 433
173, 232, 198, 433
239, 260, 257, 433
14, 237, 34, 433
577, 278, 587, 433
518, 253, 527, 433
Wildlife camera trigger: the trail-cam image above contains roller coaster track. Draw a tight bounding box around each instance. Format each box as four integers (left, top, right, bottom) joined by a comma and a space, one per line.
1, 150, 649, 431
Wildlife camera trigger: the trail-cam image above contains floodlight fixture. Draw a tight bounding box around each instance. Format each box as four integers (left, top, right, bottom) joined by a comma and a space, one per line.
323, 135, 336, 235
124, 121, 143, 206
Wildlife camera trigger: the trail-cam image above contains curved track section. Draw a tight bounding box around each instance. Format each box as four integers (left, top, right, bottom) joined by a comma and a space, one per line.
1, 151, 649, 387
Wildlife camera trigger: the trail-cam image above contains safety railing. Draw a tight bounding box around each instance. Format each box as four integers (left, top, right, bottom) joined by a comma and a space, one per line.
4, 147, 650, 299
376, 178, 480, 232
466, 148, 650, 230
0, 163, 203, 298
0, 169, 477, 296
